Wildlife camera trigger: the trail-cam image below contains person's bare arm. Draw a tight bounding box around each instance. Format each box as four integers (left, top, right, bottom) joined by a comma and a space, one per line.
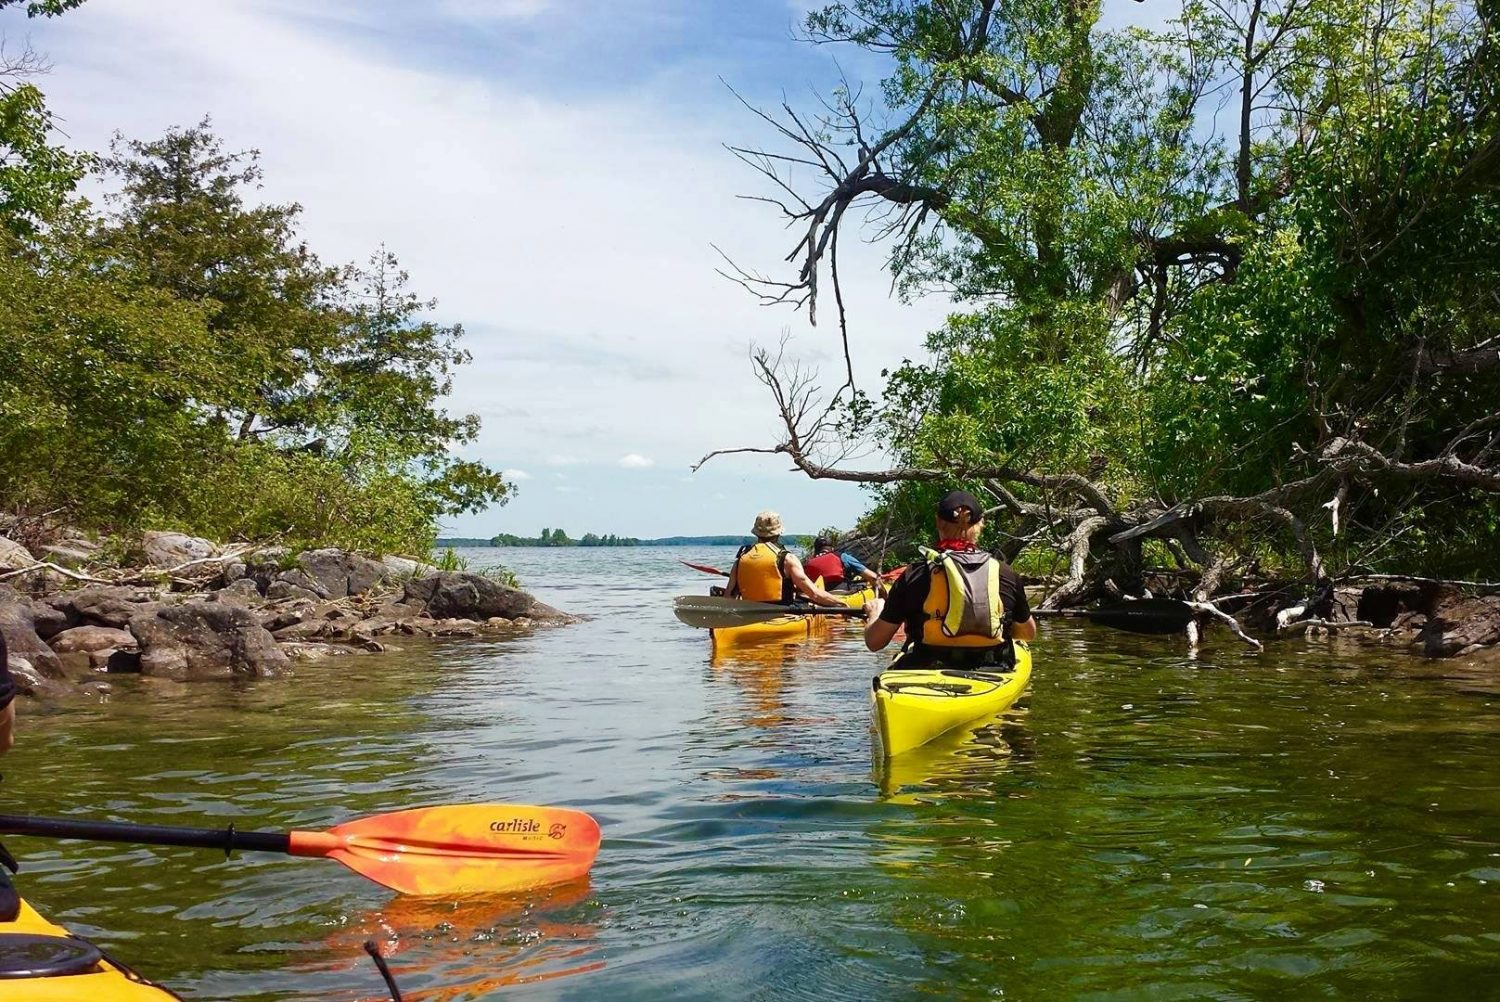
785, 554, 842, 606
0, 701, 14, 755
1011, 616, 1038, 642
725, 561, 740, 598
864, 597, 900, 651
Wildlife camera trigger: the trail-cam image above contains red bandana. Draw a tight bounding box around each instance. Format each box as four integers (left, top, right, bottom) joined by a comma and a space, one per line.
935, 539, 978, 553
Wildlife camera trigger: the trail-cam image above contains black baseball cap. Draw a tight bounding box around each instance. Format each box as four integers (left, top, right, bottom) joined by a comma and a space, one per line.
813, 536, 833, 551
936, 489, 983, 522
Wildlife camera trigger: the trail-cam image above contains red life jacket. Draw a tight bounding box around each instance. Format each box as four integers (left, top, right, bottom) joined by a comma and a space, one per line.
803, 551, 845, 588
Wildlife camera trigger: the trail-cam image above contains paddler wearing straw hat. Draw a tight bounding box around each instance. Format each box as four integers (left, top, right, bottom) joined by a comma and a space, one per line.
726, 510, 845, 607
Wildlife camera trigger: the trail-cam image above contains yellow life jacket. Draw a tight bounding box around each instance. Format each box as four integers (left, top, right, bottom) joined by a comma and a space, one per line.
919, 546, 1005, 649
732, 541, 791, 603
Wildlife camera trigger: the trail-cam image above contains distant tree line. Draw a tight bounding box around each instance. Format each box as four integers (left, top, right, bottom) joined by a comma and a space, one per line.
490, 529, 640, 547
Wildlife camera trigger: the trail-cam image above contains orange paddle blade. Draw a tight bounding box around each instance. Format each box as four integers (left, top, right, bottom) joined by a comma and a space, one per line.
880, 565, 906, 581
288, 804, 601, 896
680, 559, 729, 577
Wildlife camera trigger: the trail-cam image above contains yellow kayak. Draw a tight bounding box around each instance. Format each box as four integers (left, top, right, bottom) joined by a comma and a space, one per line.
833, 584, 877, 609
0, 896, 181, 1000
709, 608, 830, 648
871, 642, 1033, 757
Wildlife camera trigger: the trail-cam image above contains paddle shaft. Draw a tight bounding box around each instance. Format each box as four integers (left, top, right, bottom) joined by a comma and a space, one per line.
0, 814, 290, 854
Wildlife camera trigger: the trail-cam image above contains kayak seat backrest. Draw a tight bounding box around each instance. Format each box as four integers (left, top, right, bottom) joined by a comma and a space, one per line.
0, 932, 104, 979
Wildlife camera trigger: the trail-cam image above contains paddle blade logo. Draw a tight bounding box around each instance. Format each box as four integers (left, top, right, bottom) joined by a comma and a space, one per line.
549, 823, 567, 839
489, 818, 541, 833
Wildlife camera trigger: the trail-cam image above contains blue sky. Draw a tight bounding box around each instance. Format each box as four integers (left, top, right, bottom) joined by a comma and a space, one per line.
5, 0, 1174, 540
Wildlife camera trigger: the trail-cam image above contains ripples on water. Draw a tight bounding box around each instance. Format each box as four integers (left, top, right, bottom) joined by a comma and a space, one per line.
5, 547, 1499, 999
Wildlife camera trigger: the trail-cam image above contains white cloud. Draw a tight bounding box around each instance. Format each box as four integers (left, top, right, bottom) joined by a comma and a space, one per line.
617, 453, 655, 469
501, 468, 532, 480
24, 0, 952, 534
440, 0, 550, 20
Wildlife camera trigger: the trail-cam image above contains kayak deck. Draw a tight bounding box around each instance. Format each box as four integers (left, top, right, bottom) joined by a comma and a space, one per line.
0, 897, 182, 1001
871, 642, 1033, 757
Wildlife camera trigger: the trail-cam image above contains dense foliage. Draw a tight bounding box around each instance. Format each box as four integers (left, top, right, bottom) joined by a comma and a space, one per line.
738, 0, 1500, 590
0, 108, 509, 553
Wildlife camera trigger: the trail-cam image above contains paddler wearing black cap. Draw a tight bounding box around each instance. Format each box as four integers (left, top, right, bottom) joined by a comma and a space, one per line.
864, 490, 1037, 666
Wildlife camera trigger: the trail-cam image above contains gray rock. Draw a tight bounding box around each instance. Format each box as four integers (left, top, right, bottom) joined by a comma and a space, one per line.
0, 584, 64, 679
266, 580, 323, 602
294, 549, 389, 598
130, 602, 290, 680
218, 559, 249, 587
29, 600, 69, 640
212, 579, 264, 605
5, 657, 69, 697
402, 572, 534, 621
140, 530, 219, 568
50, 625, 135, 654
48, 586, 161, 630
380, 554, 438, 580
0, 536, 34, 571
40, 542, 100, 568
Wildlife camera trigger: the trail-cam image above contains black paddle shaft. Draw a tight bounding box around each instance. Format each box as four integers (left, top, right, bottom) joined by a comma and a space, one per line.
0, 814, 291, 855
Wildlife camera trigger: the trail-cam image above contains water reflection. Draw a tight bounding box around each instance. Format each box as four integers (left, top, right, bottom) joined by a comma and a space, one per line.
309, 880, 603, 1001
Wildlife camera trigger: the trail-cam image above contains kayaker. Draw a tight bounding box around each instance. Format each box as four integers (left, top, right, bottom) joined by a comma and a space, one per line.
864, 489, 1037, 665
803, 536, 881, 592
727, 511, 845, 607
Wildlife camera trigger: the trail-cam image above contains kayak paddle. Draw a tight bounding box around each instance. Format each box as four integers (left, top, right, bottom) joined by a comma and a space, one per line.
0, 803, 601, 896
1032, 598, 1199, 635
679, 559, 730, 577
681, 559, 906, 582
674, 595, 863, 629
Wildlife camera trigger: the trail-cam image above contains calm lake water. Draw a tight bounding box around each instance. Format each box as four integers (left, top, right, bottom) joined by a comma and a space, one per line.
5, 546, 1499, 1000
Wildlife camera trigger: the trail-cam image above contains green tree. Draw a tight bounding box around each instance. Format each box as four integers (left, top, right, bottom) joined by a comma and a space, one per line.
720, 0, 1500, 599
0, 82, 91, 239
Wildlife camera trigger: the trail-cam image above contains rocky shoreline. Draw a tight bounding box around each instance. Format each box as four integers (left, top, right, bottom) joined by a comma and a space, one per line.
1, 528, 576, 699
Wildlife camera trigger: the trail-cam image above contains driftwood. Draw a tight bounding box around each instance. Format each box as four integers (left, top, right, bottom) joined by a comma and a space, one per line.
0, 546, 254, 588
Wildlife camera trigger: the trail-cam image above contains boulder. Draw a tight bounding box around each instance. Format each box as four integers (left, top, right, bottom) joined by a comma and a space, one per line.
266, 579, 323, 602
140, 531, 218, 568
129, 602, 290, 680
0, 584, 64, 679
292, 549, 389, 599
211, 579, 264, 605
403, 572, 534, 621
4, 657, 69, 698
47, 585, 161, 630
1421, 594, 1500, 657
39, 539, 102, 568
50, 625, 135, 654
0, 537, 34, 571
218, 559, 249, 587
381, 555, 438, 580
28, 600, 69, 640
